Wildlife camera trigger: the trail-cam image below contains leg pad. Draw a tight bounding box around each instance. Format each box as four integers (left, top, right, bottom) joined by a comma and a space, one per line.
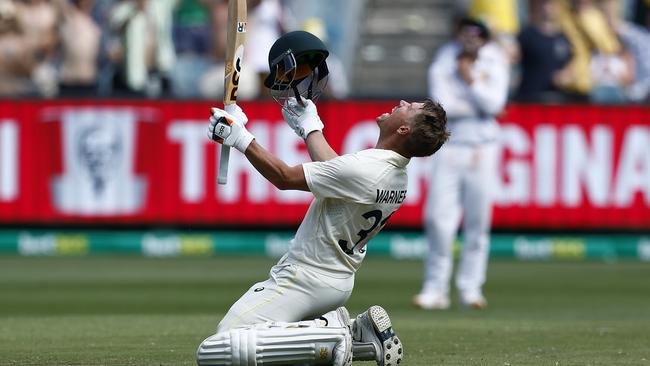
197, 322, 351, 366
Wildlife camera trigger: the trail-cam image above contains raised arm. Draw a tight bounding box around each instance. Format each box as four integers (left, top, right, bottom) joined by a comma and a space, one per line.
207, 105, 308, 191
244, 141, 308, 191
282, 98, 338, 162
462, 45, 509, 116
304, 131, 338, 162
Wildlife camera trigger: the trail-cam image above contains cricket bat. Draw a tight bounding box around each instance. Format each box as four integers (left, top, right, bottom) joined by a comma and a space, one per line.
218, 0, 247, 185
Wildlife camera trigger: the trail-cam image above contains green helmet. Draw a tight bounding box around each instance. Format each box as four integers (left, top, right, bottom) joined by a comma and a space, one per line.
264, 31, 330, 107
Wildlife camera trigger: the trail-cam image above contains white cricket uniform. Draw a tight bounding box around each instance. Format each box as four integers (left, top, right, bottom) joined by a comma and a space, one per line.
420, 41, 509, 299
217, 149, 409, 332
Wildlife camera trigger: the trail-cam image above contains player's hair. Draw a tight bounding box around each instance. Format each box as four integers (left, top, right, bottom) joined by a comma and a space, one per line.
402, 99, 449, 157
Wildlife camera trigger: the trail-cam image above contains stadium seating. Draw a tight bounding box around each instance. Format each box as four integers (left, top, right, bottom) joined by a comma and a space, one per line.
351, 0, 455, 98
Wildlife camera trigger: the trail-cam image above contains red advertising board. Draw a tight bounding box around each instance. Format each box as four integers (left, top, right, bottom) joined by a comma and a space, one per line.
0, 100, 648, 229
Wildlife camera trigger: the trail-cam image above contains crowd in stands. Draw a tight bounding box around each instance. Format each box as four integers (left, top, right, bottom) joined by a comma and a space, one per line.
469, 0, 650, 104
0, 0, 647, 103
0, 0, 308, 99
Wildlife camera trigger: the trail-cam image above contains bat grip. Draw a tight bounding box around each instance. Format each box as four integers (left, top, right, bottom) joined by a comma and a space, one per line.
218, 146, 231, 184
218, 100, 237, 185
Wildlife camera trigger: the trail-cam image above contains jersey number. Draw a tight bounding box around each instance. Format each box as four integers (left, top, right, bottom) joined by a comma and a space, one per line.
338, 210, 394, 256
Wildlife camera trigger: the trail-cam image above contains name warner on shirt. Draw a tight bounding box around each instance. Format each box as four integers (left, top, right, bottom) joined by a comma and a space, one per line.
375, 189, 407, 204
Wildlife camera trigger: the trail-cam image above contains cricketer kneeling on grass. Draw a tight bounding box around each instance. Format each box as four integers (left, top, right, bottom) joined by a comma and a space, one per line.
197, 31, 449, 366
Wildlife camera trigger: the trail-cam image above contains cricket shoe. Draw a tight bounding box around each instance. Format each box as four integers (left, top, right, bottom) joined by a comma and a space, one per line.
413, 292, 450, 310
459, 293, 488, 309
352, 305, 403, 366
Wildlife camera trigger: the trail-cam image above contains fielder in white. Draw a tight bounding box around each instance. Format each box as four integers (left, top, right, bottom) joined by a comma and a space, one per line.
414, 18, 509, 310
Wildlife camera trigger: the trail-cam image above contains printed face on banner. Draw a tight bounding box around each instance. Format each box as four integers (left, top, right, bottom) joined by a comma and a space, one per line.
50, 108, 147, 216
77, 123, 122, 196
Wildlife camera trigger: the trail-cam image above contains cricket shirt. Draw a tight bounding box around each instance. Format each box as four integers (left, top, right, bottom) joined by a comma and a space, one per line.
285, 148, 409, 277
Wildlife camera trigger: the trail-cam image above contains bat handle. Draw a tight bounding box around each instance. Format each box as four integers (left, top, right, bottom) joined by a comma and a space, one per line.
218, 145, 231, 185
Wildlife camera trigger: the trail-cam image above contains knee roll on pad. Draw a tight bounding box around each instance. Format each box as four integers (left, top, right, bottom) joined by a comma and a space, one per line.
196, 323, 351, 366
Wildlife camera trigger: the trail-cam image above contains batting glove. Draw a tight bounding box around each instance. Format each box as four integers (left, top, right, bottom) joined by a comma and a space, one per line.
207, 107, 254, 153
282, 97, 324, 139
224, 103, 248, 126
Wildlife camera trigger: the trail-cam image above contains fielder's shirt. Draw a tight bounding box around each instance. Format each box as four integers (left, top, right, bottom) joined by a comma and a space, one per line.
285, 148, 409, 277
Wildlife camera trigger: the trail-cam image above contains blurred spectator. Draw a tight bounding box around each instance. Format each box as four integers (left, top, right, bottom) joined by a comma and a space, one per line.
600, 0, 650, 103
170, 0, 211, 98
148, 0, 178, 95
415, 17, 509, 311
515, 0, 573, 102
91, 0, 121, 96
554, 0, 635, 102
631, 0, 649, 27
57, 0, 101, 97
301, 17, 349, 99
575, 0, 634, 103
0, 0, 36, 96
588, 45, 634, 104
469, 0, 520, 63
198, 0, 258, 100
174, 0, 210, 54
555, 0, 596, 97
208, 0, 227, 60
109, 0, 178, 97
574, 0, 621, 52
15, 0, 59, 96
15, 0, 58, 58
108, 0, 155, 95
246, 0, 287, 98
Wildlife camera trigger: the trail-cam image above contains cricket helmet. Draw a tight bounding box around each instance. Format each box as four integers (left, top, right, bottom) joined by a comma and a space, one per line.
264, 31, 329, 108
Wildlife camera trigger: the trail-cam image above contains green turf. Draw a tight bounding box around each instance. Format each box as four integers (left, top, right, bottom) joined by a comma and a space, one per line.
1, 257, 649, 365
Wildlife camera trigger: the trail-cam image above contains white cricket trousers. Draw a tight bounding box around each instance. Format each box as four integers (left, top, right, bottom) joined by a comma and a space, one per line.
217, 257, 355, 332
422, 142, 499, 297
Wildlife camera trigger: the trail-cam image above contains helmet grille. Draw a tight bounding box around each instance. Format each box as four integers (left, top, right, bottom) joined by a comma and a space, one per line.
268, 52, 329, 114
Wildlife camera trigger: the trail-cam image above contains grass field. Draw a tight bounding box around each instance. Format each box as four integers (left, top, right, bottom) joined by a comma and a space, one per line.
1, 257, 649, 365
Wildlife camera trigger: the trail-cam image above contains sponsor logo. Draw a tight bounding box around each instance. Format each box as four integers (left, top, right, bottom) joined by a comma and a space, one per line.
45, 108, 152, 216
142, 234, 213, 257
228, 45, 245, 101
18, 232, 88, 256
514, 236, 585, 260
389, 235, 427, 259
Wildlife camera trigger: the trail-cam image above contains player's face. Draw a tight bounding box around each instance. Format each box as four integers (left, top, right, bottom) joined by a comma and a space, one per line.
376, 100, 424, 128
458, 28, 485, 55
